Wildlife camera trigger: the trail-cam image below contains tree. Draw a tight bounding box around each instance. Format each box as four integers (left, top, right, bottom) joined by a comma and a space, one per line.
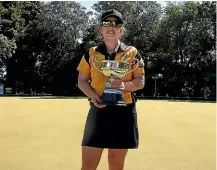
0, 2, 25, 92
1, 1, 215, 98
153, 1, 216, 97
35, 1, 90, 94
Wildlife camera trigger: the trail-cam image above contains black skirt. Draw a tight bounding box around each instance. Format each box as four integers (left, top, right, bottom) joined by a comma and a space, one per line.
81, 102, 139, 149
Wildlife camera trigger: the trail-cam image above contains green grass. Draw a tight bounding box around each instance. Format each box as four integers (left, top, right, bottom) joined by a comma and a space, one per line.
0, 97, 215, 170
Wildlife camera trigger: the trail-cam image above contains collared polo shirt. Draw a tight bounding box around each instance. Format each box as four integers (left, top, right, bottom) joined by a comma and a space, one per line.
77, 42, 145, 104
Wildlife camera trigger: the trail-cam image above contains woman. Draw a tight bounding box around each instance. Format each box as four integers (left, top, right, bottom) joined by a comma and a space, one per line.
77, 9, 145, 170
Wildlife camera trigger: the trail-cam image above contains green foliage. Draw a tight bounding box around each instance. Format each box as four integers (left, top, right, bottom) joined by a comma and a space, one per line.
0, 1, 215, 98
0, 2, 24, 61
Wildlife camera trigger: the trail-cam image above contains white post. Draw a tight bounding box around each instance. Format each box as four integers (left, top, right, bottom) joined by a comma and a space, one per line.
155, 79, 157, 94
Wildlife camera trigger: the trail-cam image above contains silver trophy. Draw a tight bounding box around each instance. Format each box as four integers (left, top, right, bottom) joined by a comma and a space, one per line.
92, 53, 139, 106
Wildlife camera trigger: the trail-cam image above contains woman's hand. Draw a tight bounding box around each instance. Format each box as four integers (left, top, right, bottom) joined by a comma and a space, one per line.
78, 72, 106, 108
111, 78, 125, 90
111, 73, 144, 92
91, 94, 106, 108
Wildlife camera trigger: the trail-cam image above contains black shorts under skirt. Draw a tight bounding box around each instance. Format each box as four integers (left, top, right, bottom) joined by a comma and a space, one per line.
81, 102, 139, 149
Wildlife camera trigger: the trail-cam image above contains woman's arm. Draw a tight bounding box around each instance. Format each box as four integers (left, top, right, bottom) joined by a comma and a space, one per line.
123, 73, 145, 92
78, 72, 95, 98
112, 73, 145, 92
78, 72, 106, 108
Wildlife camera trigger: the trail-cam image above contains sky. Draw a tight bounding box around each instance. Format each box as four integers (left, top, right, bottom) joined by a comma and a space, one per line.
78, 1, 97, 11
76, 1, 168, 12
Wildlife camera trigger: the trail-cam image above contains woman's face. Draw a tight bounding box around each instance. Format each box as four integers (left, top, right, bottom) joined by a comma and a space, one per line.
99, 17, 124, 41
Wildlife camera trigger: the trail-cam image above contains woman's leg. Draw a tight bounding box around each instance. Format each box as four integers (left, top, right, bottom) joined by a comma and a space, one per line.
81, 146, 104, 170
108, 149, 128, 170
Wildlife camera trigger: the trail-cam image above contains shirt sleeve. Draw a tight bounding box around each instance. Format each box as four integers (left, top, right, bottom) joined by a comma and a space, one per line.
132, 51, 145, 75
77, 50, 91, 75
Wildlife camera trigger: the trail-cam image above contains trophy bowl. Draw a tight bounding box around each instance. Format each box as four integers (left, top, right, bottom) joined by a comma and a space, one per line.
101, 60, 130, 78
99, 60, 130, 106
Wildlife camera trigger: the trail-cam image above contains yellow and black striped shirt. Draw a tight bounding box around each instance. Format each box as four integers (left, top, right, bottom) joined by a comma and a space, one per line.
77, 42, 145, 104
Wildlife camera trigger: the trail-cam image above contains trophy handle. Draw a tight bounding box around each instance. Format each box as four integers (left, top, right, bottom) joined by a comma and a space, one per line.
92, 55, 103, 73
120, 52, 139, 75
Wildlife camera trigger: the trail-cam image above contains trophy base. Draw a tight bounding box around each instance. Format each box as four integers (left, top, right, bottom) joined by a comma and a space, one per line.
99, 89, 127, 106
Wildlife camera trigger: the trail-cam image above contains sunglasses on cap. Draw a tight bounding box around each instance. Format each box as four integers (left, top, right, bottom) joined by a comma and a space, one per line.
100, 20, 122, 28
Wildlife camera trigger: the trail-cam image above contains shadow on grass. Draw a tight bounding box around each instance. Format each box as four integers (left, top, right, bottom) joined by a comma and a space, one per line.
1, 95, 216, 103
20, 96, 88, 100
21, 96, 216, 103
136, 97, 216, 103
167, 99, 216, 103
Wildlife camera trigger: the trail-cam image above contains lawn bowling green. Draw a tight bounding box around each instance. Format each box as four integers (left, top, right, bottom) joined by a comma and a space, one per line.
0, 97, 215, 170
